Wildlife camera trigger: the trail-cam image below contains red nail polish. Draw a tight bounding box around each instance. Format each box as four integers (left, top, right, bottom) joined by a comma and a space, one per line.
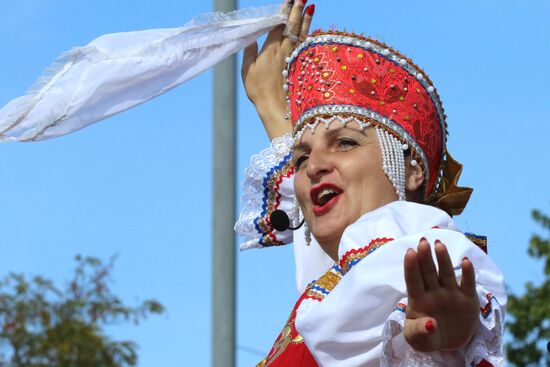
302, 0, 308, 4
419, 237, 427, 243
425, 320, 435, 332
306, 4, 315, 15
462, 256, 469, 262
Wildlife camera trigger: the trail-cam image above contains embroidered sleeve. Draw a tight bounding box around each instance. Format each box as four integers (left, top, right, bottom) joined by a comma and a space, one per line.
294, 222, 506, 367
235, 133, 298, 250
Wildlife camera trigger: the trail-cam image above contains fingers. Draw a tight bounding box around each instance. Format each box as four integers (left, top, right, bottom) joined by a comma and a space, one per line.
403, 317, 441, 352
460, 257, 477, 296
264, 24, 287, 50
434, 240, 458, 289
404, 248, 425, 298
279, 0, 293, 14
281, 0, 308, 49
417, 238, 440, 291
241, 41, 258, 81
289, 0, 308, 36
300, 4, 315, 37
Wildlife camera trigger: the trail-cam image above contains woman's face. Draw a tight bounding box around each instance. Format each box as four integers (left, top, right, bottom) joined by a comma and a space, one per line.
293, 121, 398, 260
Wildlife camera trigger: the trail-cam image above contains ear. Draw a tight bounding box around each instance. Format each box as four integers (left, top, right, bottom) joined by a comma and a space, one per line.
405, 159, 424, 192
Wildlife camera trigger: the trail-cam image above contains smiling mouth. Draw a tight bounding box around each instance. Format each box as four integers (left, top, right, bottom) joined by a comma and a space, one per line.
310, 184, 342, 215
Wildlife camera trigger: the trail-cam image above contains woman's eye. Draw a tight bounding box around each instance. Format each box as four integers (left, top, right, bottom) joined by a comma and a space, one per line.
337, 138, 358, 148
294, 155, 308, 170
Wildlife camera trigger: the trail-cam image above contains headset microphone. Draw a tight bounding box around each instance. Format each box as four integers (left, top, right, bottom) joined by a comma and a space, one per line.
269, 209, 305, 231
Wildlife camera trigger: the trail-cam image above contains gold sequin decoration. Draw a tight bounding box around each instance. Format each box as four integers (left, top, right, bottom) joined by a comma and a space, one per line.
341, 65, 348, 71
371, 78, 377, 84
357, 53, 363, 59
324, 92, 331, 98
314, 57, 320, 63
389, 68, 395, 73
399, 96, 405, 101
349, 89, 355, 94
332, 46, 338, 52
379, 101, 385, 106
322, 72, 330, 78
315, 271, 341, 292
308, 85, 313, 91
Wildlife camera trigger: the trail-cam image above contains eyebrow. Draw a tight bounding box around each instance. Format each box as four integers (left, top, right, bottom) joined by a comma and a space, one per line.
292, 125, 368, 153
292, 140, 309, 153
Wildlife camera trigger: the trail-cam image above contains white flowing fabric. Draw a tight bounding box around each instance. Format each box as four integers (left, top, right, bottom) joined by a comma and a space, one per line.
295, 201, 507, 367
0, 4, 287, 142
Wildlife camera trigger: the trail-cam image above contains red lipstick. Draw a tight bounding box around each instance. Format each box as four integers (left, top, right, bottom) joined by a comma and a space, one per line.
310, 183, 342, 216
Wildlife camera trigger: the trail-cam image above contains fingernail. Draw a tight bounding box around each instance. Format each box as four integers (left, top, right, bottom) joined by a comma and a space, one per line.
419, 237, 427, 243
301, 0, 308, 4
434, 239, 441, 245
462, 256, 469, 262
425, 319, 435, 333
306, 4, 315, 15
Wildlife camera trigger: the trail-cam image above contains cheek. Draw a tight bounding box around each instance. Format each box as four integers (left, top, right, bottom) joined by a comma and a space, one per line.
343, 151, 391, 199
293, 172, 309, 207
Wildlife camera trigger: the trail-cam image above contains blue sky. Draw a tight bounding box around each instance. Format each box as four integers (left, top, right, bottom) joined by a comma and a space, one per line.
0, 0, 549, 366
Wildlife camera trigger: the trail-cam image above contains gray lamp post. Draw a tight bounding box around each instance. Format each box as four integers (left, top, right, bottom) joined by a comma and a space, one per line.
212, 0, 237, 366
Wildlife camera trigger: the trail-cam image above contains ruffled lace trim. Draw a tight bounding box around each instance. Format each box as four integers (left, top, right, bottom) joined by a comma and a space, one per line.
235, 134, 296, 250
465, 295, 505, 367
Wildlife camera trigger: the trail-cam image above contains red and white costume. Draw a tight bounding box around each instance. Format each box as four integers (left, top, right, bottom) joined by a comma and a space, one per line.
235, 30, 507, 366
236, 138, 506, 367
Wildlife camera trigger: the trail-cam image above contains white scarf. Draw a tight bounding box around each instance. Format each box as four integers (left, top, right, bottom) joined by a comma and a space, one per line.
0, 4, 286, 142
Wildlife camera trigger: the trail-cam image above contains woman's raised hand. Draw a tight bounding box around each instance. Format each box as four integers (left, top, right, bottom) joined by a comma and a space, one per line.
241, 0, 315, 140
403, 239, 480, 352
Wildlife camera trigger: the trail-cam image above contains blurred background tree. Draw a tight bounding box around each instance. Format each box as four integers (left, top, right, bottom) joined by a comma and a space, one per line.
0, 255, 164, 367
506, 209, 550, 366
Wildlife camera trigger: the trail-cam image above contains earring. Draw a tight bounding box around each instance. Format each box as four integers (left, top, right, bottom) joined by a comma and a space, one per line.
293, 196, 300, 228
305, 222, 311, 246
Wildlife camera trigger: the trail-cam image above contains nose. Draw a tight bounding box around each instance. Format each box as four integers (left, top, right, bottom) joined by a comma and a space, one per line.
306, 147, 334, 181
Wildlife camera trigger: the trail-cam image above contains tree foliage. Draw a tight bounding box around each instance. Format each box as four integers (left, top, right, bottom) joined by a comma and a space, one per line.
506, 209, 550, 366
0, 255, 164, 367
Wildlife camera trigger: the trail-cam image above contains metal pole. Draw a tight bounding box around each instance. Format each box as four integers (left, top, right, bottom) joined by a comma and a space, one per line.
212, 0, 237, 366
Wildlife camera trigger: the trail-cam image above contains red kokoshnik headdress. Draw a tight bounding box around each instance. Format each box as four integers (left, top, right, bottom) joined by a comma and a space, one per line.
284, 30, 472, 215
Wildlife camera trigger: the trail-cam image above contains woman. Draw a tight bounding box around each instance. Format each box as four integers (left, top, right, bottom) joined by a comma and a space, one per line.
235, 1, 506, 366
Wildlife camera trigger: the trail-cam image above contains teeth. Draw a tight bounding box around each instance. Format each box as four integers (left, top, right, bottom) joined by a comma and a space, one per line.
317, 188, 337, 205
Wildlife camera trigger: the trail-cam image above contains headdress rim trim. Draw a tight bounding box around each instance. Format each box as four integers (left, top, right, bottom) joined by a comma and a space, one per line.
292, 105, 430, 198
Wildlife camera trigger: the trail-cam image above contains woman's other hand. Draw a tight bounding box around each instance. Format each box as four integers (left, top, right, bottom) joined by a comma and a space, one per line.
241, 0, 315, 140
403, 239, 480, 352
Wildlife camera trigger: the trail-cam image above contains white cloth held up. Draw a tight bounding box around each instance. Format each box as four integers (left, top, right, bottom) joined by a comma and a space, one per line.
0, 4, 287, 142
